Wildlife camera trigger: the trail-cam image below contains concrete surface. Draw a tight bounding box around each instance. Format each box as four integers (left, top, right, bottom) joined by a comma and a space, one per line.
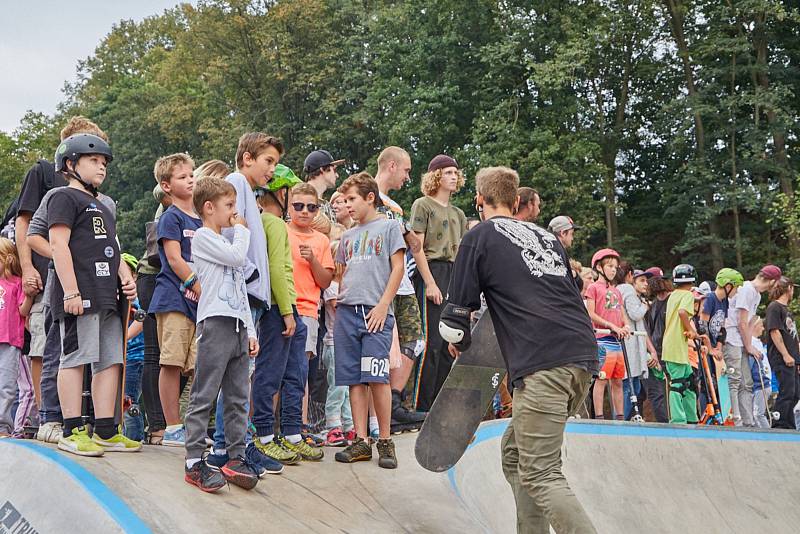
2, 420, 800, 533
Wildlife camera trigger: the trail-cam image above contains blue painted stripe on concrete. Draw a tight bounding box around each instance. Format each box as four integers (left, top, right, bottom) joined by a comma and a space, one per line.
8, 440, 152, 534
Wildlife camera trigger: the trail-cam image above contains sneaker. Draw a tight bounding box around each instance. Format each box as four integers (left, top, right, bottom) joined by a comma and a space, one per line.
185, 458, 226, 493
245, 442, 284, 475
334, 436, 372, 463
277, 435, 324, 461
92, 432, 143, 452
344, 428, 356, 443
254, 437, 301, 466
302, 431, 325, 447
162, 426, 186, 447
376, 438, 398, 469
220, 455, 259, 490
58, 426, 104, 457
206, 449, 229, 470
37, 422, 63, 444
325, 427, 347, 447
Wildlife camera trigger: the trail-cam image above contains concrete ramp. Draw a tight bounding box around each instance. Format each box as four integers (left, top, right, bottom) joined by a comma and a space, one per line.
451, 419, 800, 533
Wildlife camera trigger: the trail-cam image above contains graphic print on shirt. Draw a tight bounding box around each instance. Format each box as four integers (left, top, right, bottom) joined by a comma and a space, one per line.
0, 286, 5, 310
491, 218, 567, 278
709, 308, 726, 342
217, 265, 246, 311
92, 215, 107, 239
343, 230, 384, 264
787, 315, 798, 341
604, 289, 621, 311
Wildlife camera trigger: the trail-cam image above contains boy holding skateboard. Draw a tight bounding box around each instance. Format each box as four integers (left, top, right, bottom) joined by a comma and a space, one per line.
440, 166, 597, 533
48, 134, 140, 456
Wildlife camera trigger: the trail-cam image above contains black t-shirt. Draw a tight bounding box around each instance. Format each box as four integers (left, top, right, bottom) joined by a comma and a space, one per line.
17, 160, 67, 283
47, 187, 120, 319
765, 301, 800, 363
447, 216, 598, 387
646, 297, 668, 357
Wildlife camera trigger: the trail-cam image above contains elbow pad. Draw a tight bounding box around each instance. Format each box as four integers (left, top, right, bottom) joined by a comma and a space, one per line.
439, 303, 472, 351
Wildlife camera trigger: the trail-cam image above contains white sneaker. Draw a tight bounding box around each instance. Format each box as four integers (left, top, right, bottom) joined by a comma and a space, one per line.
37, 422, 63, 443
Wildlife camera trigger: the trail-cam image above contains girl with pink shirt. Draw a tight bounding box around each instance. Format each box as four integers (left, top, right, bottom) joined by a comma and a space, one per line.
0, 238, 34, 437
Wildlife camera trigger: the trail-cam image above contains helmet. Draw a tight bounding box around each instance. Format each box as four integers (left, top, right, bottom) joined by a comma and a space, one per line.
672, 264, 696, 283
121, 253, 138, 271
715, 268, 743, 289
54, 134, 113, 173
261, 164, 301, 193
591, 248, 620, 270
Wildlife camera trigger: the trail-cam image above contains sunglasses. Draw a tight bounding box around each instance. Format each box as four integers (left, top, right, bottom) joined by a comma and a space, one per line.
291, 202, 319, 213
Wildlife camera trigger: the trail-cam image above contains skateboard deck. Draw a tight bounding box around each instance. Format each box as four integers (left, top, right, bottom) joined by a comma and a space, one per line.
116, 295, 132, 428
713, 358, 732, 422
415, 312, 505, 472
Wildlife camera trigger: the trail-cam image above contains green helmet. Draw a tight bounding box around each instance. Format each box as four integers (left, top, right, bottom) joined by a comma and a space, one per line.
715, 267, 744, 289
121, 252, 138, 271
264, 164, 301, 192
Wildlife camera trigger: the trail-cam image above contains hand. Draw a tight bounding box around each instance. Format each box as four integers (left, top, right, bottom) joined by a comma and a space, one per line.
22, 267, 42, 297
612, 324, 629, 339
683, 330, 698, 341
647, 355, 660, 370
298, 244, 316, 263
230, 213, 247, 228
426, 283, 443, 305
712, 348, 724, 362
282, 314, 296, 337
248, 337, 259, 357
783, 354, 796, 367
365, 302, 390, 333
748, 347, 762, 360
120, 276, 137, 301
191, 280, 202, 297
448, 343, 461, 359
64, 293, 84, 316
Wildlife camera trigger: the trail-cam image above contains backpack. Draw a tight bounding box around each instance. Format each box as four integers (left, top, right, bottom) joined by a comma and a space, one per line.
1, 160, 57, 242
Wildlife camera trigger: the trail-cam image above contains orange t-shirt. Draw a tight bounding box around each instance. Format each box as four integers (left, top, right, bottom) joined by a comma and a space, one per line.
287, 225, 334, 318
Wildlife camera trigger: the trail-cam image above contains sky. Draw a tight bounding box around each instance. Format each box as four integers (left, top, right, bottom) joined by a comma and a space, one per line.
0, 1, 191, 133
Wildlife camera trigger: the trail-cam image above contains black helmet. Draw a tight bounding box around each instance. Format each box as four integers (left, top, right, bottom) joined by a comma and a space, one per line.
672, 263, 696, 284
54, 134, 113, 173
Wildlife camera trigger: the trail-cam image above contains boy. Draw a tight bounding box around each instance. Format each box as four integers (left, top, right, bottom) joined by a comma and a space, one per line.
209, 132, 282, 461
765, 276, 800, 429
148, 153, 201, 446
439, 166, 597, 533
723, 265, 781, 426
700, 268, 743, 358
286, 183, 334, 442
410, 154, 468, 411
333, 172, 406, 469
661, 264, 699, 424
251, 166, 317, 465
183, 177, 260, 493
48, 133, 140, 456
586, 248, 630, 419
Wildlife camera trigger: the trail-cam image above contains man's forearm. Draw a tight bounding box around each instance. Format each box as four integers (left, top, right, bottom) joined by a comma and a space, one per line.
771, 330, 792, 360
411, 247, 437, 287
15, 215, 34, 269
738, 311, 752, 351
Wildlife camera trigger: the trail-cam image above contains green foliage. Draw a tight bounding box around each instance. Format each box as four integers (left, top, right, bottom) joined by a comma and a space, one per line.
1, 0, 800, 280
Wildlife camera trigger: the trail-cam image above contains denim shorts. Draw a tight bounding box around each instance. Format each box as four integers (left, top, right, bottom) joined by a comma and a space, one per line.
332, 304, 395, 386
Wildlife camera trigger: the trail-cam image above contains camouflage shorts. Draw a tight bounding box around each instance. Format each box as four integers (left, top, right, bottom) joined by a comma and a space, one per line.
393, 293, 423, 347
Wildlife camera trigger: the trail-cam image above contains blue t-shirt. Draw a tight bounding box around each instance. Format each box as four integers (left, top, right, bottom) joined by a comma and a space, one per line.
147, 205, 202, 321
126, 299, 145, 362
702, 292, 729, 346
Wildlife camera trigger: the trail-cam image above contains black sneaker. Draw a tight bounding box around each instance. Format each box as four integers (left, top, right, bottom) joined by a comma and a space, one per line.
185, 459, 226, 493
376, 438, 397, 469
334, 436, 372, 463
391, 390, 426, 424
220, 455, 259, 490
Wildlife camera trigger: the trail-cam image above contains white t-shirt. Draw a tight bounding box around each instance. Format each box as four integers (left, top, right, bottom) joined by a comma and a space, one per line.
724, 281, 760, 347
378, 193, 415, 296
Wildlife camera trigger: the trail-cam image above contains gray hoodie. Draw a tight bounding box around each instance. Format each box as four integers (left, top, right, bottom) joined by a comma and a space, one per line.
618, 283, 649, 378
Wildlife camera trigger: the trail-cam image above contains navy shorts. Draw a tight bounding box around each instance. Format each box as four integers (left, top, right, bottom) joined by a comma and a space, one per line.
333, 304, 395, 386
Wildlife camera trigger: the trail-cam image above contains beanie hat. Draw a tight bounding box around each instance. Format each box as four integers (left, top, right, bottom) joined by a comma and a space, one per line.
427, 154, 459, 173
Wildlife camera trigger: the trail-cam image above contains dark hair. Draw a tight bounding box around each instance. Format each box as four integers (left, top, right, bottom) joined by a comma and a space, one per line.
518, 187, 539, 205
648, 276, 673, 296
769, 276, 793, 301
615, 261, 633, 285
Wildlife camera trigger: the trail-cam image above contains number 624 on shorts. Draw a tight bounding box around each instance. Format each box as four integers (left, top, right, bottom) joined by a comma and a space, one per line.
360, 355, 390, 382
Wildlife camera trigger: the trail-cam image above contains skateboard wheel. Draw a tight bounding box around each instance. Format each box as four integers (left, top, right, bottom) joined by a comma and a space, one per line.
772, 412, 781, 420
598, 371, 607, 380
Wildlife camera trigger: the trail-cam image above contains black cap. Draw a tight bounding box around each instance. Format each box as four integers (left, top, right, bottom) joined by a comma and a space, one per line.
303, 150, 345, 175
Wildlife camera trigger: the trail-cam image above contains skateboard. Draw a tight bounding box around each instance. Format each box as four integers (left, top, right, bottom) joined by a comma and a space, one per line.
712, 357, 734, 424
116, 295, 132, 428
415, 312, 504, 472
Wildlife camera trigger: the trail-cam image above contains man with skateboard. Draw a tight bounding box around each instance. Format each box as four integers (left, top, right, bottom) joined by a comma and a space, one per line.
440, 166, 597, 533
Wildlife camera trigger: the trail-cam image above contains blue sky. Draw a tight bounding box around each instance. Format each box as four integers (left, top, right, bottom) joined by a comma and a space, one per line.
0, 1, 191, 133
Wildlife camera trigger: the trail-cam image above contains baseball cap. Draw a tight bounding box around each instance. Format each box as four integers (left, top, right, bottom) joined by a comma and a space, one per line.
697, 281, 713, 296
759, 264, 782, 281
632, 269, 652, 280
303, 149, 345, 175
548, 215, 580, 234
427, 154, 459, 173
645, 266, 664, 279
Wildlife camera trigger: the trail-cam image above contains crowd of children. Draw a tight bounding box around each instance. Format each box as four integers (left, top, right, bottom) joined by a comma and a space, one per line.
1, 115, 800, 497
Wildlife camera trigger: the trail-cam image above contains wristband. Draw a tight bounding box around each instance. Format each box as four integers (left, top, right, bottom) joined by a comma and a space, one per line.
63, 293, 81, 302
182, 273, 197, 290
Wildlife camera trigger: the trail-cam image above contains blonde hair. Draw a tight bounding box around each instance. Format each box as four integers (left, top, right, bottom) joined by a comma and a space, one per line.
61, 116, 107, 142
0, 238, 21, 278
291, 183, 319, 201
330, 240, 343, 282
194, 159, 231, 181
421, 167, 466, 196
154, 153, 195, 184
235, 132, 284, 169
475, 166, 519, 208
192, 177, 236, 218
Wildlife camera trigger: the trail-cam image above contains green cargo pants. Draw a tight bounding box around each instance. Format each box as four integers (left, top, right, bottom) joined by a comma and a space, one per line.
501, 365, 597, 534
